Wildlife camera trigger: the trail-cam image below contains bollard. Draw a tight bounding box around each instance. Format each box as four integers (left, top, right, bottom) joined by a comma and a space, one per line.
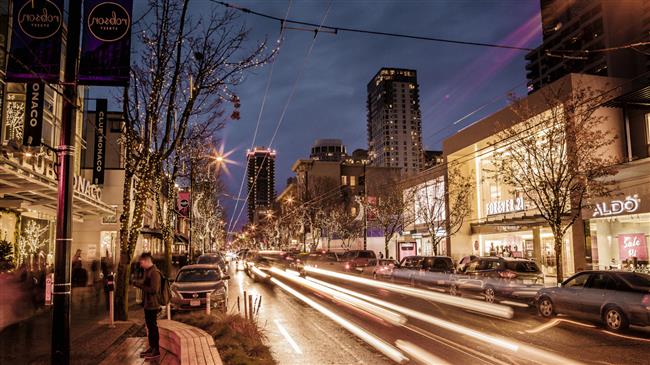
206, 296, 211, 315
108, 291, 115, 328
243, 291, 248, 320
167, 303, 171, 320
248, 294, 253, 320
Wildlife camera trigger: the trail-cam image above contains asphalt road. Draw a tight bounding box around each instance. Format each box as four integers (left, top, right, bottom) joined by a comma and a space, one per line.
230, 262, 650, 365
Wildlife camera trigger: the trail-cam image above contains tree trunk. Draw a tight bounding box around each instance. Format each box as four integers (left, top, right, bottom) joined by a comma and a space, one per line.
384, 235, 390, 259
114, 251, 131, 320
551, 225, 564, 283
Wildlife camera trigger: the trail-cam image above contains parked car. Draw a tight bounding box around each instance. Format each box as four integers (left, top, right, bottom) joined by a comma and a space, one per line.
371, 259, 400, 279
340, 250, 377, 272
197, 253, 228, 274
536, 271, 650, 331
391, 256, 455, 292
457, 255, 477, 272
454, 257, 544, 302
295, 251, 342, 275
170, 264, 229, 313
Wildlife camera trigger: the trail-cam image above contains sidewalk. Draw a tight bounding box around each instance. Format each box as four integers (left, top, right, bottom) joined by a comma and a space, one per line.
0, 286, 145, 365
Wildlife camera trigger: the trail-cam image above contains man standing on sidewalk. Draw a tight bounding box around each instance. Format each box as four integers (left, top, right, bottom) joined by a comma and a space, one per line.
133, 252, 161, 360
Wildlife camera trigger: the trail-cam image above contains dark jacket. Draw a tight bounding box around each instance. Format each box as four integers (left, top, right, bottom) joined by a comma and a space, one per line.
134, 265, 161, 310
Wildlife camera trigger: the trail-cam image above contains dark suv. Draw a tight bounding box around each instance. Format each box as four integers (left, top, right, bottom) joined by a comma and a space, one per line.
454, 257, 544, 303
391, 256, 456, 292
340, 250, 377, 272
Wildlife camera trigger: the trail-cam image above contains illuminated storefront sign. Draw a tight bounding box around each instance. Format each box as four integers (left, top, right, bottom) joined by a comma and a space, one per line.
617, 233, 648, 261
486, 197, 524, 216
592, 194, 640, 217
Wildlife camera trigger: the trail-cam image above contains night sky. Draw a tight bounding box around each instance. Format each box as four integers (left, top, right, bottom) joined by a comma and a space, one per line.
93, 0, 543, 230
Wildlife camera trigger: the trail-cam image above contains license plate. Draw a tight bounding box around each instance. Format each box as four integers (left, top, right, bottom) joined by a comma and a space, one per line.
190, 300, 201, 307
523, 279, 535, 285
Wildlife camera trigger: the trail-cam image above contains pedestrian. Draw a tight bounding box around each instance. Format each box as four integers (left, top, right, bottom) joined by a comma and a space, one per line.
132, 252, 162, 360
378, 251, 384, 260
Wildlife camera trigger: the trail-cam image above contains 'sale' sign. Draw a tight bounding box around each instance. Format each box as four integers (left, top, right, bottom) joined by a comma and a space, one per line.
23, 81, 45, 147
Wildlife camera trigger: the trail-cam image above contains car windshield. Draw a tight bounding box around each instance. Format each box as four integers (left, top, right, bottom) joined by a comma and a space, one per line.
177, 268, 221, 282
197, 256, 223, 265
505, 261, 540, 273
619, 272, 650, 288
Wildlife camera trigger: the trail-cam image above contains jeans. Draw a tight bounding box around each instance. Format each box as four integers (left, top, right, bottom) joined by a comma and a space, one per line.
144, 309, 160, 351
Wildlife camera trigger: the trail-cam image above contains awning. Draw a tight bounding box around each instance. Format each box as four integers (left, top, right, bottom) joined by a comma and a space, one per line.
0, 152, 114, 218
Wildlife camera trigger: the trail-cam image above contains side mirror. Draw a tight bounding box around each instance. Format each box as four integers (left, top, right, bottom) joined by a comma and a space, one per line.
222, 275, 231, 280
557, 283, 562, 288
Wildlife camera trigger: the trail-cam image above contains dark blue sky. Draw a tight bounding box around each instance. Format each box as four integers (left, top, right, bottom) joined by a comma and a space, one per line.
91, 0, 543, 230
217, 0, 542, 229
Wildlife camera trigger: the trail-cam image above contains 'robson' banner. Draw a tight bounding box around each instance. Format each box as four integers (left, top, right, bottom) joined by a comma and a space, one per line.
92, 99, 108, 185
23, 81, 45, 147
178, 191, 191, 218
6, 0, 64, 82
79, 0, 133, 86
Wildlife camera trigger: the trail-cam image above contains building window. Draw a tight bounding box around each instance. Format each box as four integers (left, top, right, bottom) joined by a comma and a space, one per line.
341, 175, 348, 185
350, 176, 357, 186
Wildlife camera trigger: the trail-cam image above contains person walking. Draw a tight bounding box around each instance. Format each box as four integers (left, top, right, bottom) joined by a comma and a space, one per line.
132, 252, 161, 360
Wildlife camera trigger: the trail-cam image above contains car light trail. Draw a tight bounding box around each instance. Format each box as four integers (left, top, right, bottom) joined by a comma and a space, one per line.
251, 266, 269, 279
269, 277, 409, 364
307, 277, 519, 351
270, 267, 406, 326
307, 277, 584, 364
304, 266, 513, 319
395, 340, 451, 365
274, 319, 303, 354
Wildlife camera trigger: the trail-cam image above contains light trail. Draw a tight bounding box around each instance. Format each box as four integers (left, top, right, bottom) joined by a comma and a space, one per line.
274, 319, 303, 354
269, 278, 409, 363
304, 266, 513, 319
307, 277, 584, 365
251, 265, 270, 279
270, 267, 406, 326
395, 340, 451, 365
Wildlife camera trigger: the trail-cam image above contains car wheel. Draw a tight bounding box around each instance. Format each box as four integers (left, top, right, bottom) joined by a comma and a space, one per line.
449, 284, 459, 297
603, 306, 629, 331
537, 296, 555, 318
483, 286, 496, 303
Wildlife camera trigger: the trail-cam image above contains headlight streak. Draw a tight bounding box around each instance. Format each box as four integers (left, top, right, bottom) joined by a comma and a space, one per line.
304, 266, 513, 319
269, 277, 409, 364
251, 266, 270, 279
270, 267, 406, 326
395, 340, 451, 365
307, 277, 584, 365
307, 276, 519, 352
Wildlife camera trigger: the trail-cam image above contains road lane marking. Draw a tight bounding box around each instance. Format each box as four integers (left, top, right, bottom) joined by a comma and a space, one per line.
601, 330, 650, 343
525, 318, 595, 334
273, 319, 302, 354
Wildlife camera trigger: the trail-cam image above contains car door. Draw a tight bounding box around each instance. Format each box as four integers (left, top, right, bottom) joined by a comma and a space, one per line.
580, 273, 613, 319
554, 273, 591, 314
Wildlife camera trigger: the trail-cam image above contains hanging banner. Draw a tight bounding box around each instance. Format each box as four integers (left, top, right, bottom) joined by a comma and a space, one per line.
178, 191, 191, 218
92, 99, 108, 185
0, 0, 9, 75
6, 0, 64, 81
78, 0, 133, 85
23, 82, 45, 147
617, 233, 649, 261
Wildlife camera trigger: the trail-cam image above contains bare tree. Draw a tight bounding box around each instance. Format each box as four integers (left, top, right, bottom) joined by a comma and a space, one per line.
115, 0, 272, 320
491, 84, 618, 283
365, 179, 416, 258
412, 166, 472, 255
337, 212, 363, 251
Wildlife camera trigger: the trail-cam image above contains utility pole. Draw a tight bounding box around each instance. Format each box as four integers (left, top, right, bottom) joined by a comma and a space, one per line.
363, 162, 367, 250
52, 1, 83, 364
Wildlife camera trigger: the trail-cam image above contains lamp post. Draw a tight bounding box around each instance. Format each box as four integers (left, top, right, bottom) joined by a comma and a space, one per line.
52, 1, 82, 364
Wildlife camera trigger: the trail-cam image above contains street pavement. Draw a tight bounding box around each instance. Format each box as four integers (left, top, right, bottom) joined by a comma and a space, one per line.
231, 262, 650, 365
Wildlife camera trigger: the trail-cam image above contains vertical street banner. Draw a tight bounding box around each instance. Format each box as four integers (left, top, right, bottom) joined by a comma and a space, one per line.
178, 191, 191, 218
23, 81, 45, 147
79, 0, 133, 85
0, 0, 9, 141
6, 0, 64, 81
92, 99, 108, 185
